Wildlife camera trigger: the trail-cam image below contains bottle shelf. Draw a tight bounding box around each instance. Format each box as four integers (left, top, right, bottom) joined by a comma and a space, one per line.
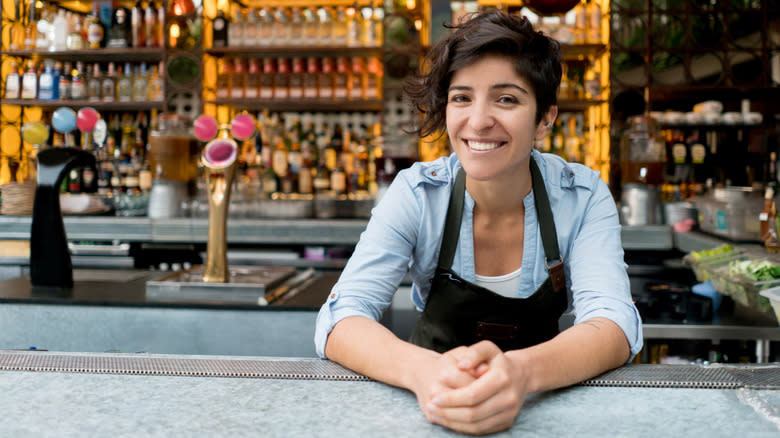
560, 43, 607, 62
1, 99, 166, 110
205, 46, 384, 58
557, 98, 606, 112
205, 98, 383, 112
1, 48, 166, 62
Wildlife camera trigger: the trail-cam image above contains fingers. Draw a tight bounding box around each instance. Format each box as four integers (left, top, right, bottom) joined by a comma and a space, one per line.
427, 399, 520, 436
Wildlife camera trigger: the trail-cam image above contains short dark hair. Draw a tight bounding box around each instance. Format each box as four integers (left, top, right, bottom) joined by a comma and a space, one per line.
404, 10, 562, 138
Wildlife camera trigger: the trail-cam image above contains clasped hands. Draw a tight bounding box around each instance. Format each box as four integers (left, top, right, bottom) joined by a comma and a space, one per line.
413, 340, 530, 436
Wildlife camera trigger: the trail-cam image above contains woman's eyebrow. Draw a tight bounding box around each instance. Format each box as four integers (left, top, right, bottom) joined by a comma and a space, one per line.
448, 84, 529, 95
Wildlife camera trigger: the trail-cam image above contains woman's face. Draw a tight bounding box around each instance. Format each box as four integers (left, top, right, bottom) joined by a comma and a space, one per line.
446, 54, 554, 182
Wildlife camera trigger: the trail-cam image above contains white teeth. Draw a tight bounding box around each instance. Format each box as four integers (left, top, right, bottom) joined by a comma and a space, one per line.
468, 141, 501, 151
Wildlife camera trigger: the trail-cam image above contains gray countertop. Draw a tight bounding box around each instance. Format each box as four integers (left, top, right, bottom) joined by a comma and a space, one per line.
0, 351, 778, 437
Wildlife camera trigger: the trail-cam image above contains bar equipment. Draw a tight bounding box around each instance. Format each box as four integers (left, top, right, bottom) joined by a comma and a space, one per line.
146, 113, 300, 303
147, 113, 197, 218
29, 108, 98, 288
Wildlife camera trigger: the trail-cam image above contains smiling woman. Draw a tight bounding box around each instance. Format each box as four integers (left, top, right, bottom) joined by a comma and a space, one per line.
315, 10, 642, 436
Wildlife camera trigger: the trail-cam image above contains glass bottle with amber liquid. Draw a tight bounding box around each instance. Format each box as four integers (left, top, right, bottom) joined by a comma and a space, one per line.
274, 58, 290, 100
259, 58, 275, 99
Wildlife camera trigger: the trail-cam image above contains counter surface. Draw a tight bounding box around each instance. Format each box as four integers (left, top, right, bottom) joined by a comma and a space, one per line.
0, 351, 778, 437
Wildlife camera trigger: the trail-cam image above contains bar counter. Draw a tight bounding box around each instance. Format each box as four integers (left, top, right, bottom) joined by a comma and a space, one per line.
0, 350, 778, 437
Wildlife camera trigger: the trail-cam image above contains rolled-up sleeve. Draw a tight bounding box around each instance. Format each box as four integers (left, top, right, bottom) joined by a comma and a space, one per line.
314, 172, 422, 358
567, 178, 643, 360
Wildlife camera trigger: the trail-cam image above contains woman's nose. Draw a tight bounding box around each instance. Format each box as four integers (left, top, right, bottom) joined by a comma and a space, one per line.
468, 101, 495, 132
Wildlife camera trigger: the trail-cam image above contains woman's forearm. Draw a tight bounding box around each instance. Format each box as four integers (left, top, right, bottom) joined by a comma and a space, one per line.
324, 316, 440, 391
506, 317, 630, 394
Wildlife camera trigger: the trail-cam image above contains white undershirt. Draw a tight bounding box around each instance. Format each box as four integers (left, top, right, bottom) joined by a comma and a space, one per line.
474, 266, 524, 298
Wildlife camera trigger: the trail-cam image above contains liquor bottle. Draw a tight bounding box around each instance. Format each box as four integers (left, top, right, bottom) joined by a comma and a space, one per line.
107, 7, 131, 48
272, 7, 290, 46
334, 57, 349, 100
35, 7, 50, 50
367, 3, 383, 47
302, 7, 318, 43
346, 4, 361, 47
131, 0, 145, 47
324, 124, 342, 173
88, 63, 102, 102
288, 57, 304, 99
688, 130, 708, 184
51, 9, 68, 51
318, 57, 335, 99
349, 57, 365, 100
564, 115, 582, 162
102, 62, 117, 102
87, 4, 105, 48
148, 62, 164, 100
59, 62, 72, 100
332, 6, 348, 46
66, 11, 85, 50
216, 58, 232, 99
4, 61, 21, 100
133, 63, 149, 101
366, 56, 382, 100
303, 57, 319, 99
20, 60, 38, 99
289, 7, 304, 46
117, 63, 133, 102
668, 129, 689, 183
317, 7, 334, 46
550, 118, 564, 156
244, 8, 258, 47
22, 0, 37, 50
586, 0, 602, 44
330, 162, 347, 195
143, 1, 157, 47
271, 131, 289, 183
212, 9, 229, 47
313, 162, 331, 194
245, 59, 260, 99
156, 1, 166, 48
287, 119, 303, 178
228, 7, 243, 47
258, 7, 274, 46
274, 58, 290, 100
231, 59, 246, 99
259, 58, 275, 99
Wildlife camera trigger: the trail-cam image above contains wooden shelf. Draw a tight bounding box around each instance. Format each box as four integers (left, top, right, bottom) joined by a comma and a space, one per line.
558, 98, 606, 112
205, 98, 384, 112
560, 43, 608, 62
0, 99, 166, 111
1, 48, 166, 62
205, 46, 384, 58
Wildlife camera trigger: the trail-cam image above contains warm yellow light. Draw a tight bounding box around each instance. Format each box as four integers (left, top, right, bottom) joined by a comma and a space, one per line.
406, 0, 416, 10
170, 23, 181, 39
414, 19, 422, 31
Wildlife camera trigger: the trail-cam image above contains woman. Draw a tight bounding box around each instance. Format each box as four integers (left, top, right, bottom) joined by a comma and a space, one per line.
315, 10, 642, 435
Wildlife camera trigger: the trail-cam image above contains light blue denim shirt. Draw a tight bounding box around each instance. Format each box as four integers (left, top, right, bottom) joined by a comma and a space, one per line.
315, 149, 643, 359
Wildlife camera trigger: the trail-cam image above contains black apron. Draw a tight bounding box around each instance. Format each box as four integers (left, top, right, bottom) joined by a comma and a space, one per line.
409, 158, 568, 353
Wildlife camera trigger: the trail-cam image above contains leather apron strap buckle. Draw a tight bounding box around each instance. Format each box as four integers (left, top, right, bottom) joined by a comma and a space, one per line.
547, 259, 565, 293
475, 322, 520, 341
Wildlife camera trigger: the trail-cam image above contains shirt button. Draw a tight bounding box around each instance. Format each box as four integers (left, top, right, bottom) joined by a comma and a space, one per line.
431, 171, 437, 177
330, 293, 336, 299
569, 172, 574, 178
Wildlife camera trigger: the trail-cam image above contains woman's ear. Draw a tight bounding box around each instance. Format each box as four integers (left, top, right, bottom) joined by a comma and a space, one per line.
534, 105, 559, 141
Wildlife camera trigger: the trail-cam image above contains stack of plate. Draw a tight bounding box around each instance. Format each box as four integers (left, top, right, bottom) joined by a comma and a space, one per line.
0, 181, 34, 216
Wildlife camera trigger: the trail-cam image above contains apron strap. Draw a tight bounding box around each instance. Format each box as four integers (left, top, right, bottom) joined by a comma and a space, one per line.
438, 159, 565, 293
438, 167, 467, 270
530, 158, 565, 293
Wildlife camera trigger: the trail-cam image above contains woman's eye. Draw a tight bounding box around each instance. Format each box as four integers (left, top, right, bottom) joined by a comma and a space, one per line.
498, 95, 519, 104
448, 94, 470, 103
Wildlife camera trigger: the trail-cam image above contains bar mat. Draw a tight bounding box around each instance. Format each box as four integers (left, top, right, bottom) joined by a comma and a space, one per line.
1, 352, 777, 389
581, 364, 780, 390
0, 351, 371, 381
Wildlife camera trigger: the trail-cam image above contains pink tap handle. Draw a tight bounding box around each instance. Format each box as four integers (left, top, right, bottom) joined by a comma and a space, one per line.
203, 138, 238, 168
231, 113, 256, 141
76, 107, 99, 133
194, 115, 219, 142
